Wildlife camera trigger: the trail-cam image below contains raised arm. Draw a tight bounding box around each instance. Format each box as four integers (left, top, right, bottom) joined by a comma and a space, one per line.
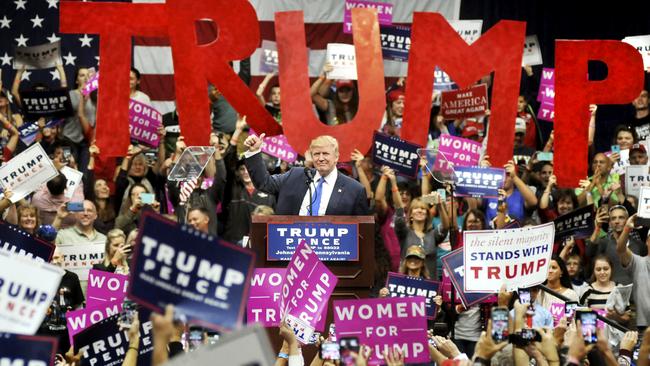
351, 149, 373, 200
505, 160, 538, 208
11, 66, 25, 108
539, 174, 556, 210
255, 73, 274, 106
617, 214, 636, 267
56, 63, 68, 89
310, 63, 333, 112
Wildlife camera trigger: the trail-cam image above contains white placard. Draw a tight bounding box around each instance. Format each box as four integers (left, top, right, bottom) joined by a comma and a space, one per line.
60, 166, 83, 199
14, 41, 62, 70
622, 35, 650, 69
625, 165, 650, 198
449, 20, 483, 45
0, 143, 58, 203
58, 243, 105, 281
326, 43, 358, 80
639, 187, 650, 219
463, 223, 555, 292
522, 35, 543, 66
0, 251, 64, 335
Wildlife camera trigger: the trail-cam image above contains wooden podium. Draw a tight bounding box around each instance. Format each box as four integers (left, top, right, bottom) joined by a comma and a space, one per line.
250, 215, 375, 356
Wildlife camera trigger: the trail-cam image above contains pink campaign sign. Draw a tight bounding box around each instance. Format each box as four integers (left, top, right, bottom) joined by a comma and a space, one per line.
247, 268, 285, 327
247, 267, 328, 330
66, 299, 122, 347
82, 72, 99, 96
434, 135, 482, 174
334, 297, 429, 365
128, 99, 162, 147
250, 129, 298, 163
281, 241, 337, 340
86, 269, 129, 307
550, 302, 564, 326
344, 0, 393, 34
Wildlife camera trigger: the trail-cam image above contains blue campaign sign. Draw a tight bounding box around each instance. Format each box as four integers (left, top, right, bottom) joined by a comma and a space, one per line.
267, 222, 359, 261
18, 118, 64, 146
380, 25, 411, 61
373, 132, 422, 177
128, 212, 255, 331
434, 66, 457, 91
386, 272, 440, 319
0, 333, 57, 365
441, 248, 494, 308
0, 220, 55, 263
74, 312, 153, 366
554, 204, 595, 241
453, 166, 505, 199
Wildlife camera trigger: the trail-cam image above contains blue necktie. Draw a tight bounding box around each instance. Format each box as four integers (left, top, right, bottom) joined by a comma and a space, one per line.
310, 178, 325, 216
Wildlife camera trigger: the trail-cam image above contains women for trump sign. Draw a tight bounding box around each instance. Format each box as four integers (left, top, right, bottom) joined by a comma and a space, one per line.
334, 297, 428, 365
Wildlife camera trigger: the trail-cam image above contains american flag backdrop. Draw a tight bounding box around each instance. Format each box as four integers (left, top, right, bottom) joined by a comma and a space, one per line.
0, 0, 460, 117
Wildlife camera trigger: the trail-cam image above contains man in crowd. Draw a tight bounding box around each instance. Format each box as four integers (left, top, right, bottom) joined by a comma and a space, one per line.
55, 200, 107, 246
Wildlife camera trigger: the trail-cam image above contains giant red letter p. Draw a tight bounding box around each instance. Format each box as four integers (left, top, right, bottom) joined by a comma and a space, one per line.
555, 41, 644, 186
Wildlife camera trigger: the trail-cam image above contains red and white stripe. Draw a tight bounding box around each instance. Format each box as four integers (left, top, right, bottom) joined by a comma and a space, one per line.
133, 0, 461, 115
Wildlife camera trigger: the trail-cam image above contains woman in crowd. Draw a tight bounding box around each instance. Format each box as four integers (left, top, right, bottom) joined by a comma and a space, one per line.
310, 63, 359, 125
115, 183, 159, 234
380, 88, 405, 136
375, 165, 417, 271
394, 192, 449, 279
93, 228, 130, 274
536, 255, 579, 310
16, 204, 40, 235
580, 255, 631, 323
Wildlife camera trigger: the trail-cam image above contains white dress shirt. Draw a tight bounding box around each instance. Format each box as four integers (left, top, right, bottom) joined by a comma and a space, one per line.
299, 169, 338, 216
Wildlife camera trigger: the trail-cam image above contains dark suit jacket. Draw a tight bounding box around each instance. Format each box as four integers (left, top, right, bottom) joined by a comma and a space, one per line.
245, 153, 369, 215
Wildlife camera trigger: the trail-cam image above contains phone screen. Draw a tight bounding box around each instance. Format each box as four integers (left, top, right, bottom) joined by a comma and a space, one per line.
520, 328, 537, 341
579, 311, 597, 344
320, 342, 340, 360
140, 192, 155, 204
118, 299, 137, 329
518, 289, 531, 304
565, 302, 578, 321
491, 308, 509, 342
339, 337, 359, 364
189, 327, 204, 351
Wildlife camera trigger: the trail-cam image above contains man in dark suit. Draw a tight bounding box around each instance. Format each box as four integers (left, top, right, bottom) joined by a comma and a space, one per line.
243, 134, 369, 215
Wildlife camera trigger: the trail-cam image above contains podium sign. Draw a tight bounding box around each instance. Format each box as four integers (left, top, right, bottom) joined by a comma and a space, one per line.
267, 222, 359, 261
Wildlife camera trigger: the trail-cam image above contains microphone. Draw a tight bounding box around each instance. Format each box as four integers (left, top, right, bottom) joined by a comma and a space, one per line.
305, 168, 314, 215
304, 167, 314, 183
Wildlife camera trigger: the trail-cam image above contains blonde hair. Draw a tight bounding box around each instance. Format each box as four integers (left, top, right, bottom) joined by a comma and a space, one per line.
309, 135, 339, 155
408, 197, 433, 232
252, 205, 274, 216
103, 229, 126, 266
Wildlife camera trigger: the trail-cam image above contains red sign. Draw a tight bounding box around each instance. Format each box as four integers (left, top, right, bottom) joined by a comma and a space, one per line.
440, 84, 489, 120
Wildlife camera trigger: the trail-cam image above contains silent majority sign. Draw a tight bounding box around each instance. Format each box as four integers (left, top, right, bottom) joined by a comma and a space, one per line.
463, 223, 555, 292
